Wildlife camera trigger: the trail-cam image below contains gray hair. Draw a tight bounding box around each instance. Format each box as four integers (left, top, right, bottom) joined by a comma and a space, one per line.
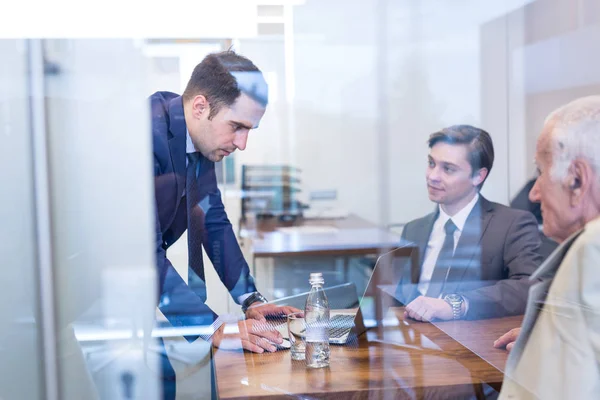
544, 96, 600, 181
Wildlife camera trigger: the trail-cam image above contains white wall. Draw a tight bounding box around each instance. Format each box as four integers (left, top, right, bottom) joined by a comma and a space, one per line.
385, 14, 487, 225
236, 0, 536, 228
384, 0, 540, 223
238, 0, 382, 224
234, 37, 290, 167
482, 0, 600, 199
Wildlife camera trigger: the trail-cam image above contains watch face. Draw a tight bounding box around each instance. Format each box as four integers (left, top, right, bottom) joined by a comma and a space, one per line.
445, 294, 461, 303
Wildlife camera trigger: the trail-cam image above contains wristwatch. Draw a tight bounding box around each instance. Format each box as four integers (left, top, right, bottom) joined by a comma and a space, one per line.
443, 294, 465, 320
241, 291, 268, 313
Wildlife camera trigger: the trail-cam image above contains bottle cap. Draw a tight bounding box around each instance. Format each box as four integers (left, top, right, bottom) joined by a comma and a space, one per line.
309, 272, 324, 285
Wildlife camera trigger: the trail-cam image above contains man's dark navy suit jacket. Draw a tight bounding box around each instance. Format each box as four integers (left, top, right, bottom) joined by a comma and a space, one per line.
151, 91, 257, 331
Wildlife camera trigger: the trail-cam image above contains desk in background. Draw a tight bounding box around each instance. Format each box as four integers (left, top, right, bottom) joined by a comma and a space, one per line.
240, 215, 416, 286
244, 214, 402, 258
214, 308, 523, 399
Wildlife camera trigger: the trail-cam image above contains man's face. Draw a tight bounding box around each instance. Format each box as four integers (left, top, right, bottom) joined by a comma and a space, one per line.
529, 125, 579, 242
189, 92, 266, 162
426, 142, 482, 208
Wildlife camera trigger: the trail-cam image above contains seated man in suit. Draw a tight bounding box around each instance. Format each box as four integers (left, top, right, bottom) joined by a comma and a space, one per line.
399, 125, 543, 321
495, 96, 600, 399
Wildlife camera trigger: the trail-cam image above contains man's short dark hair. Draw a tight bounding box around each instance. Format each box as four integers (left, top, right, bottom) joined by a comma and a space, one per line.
182, 50, 266, 119
428, 125, 495, 189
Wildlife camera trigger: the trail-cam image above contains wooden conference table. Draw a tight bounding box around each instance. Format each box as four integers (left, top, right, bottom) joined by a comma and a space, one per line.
214, 309, 523, 399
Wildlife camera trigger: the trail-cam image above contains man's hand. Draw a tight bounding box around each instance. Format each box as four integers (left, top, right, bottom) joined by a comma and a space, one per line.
211, 319, 284, 353
245, 302, 301, 323
404, 296, 454, 322
493, 327, 521, 352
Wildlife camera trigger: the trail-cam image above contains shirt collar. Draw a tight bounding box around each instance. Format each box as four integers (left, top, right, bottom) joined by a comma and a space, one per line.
185, 128, 196, 154
438, 193, 479, 232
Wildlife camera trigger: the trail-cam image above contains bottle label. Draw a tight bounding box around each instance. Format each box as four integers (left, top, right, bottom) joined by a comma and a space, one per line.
305, 321, 328, 342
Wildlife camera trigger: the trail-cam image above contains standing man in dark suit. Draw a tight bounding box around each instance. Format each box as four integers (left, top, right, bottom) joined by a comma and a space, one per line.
151, 51, 298, 358
398, 125, 543, 321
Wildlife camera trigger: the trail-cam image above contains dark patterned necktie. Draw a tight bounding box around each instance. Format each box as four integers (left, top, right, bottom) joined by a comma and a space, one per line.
426, 219, 458, 298
186, 152, 206, 284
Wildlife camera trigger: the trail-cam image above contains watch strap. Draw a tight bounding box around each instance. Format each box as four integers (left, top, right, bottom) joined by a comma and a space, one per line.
444, 294, 464, 320
241, 291, 267, 313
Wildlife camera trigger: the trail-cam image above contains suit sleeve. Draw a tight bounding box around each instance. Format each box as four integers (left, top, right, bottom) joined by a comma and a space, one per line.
203, 186, 258, 304
462, 212, 542, 319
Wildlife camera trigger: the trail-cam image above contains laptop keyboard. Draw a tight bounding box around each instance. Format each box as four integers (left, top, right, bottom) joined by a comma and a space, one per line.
329, 314, 355, 338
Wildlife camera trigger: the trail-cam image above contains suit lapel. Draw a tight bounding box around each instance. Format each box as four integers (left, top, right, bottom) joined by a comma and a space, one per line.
167, 96, 187, 210
505, 228, 583, 372
446, 196, 493, 289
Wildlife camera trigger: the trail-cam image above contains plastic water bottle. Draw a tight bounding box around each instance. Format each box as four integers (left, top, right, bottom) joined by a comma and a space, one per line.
304, 272, 330, 368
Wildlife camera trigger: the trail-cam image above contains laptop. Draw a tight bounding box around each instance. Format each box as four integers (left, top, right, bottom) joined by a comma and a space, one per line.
267, 246, 414, 345
268, 282, 363, 344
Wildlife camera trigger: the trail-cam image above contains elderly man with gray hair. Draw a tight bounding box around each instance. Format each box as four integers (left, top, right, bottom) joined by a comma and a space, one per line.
497, 96, 600, 399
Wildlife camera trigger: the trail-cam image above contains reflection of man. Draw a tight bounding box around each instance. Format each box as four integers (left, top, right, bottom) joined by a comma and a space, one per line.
497, 97, 600, 399
399, 125, 542, 321
151, 51, 298, 397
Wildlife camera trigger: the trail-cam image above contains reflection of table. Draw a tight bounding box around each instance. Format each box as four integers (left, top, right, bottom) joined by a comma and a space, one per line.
428, 312, 524, 372
214, 309, 524, 399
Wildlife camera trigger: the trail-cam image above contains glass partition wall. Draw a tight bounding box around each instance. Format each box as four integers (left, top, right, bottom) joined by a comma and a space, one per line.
2, 0, 599, 398
1, 39, 161, 400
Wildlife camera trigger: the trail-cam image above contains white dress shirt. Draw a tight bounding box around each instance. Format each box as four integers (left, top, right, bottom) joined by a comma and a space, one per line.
186, 128, 195, 158
417, 193, 479, 296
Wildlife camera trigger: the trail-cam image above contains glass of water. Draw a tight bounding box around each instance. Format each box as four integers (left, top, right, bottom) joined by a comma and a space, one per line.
287, 312, 306, 360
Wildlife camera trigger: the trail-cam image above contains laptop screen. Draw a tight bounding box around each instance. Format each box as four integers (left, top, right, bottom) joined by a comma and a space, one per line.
357, 246, 416, 330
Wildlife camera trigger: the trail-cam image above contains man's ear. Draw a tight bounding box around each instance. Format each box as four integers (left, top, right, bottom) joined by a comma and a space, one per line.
568, 159, 589, 205
191, 95, 210, 119
472, 168, 488, 187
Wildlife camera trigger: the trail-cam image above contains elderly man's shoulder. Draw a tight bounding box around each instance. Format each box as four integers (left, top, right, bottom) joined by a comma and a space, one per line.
573, 217, 600, 250
554, 218, 600, 292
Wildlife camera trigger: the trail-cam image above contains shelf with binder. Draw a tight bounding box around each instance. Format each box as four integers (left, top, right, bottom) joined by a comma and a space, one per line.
241, 165, 305, 222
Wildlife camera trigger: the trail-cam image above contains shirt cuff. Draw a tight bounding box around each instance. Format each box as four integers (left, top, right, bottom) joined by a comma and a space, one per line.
238, 292, 253, 304
462, 296, 469, 317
